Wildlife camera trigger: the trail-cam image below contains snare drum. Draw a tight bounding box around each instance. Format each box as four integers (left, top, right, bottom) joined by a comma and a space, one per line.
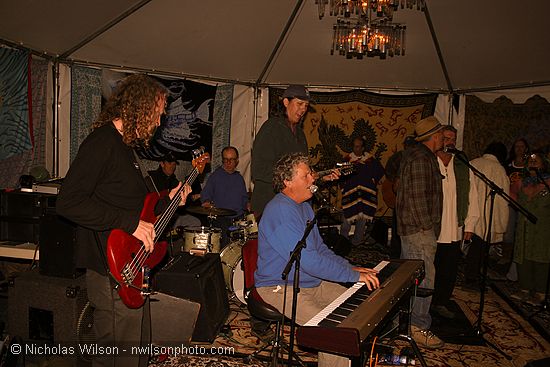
220, 241, 246, 304
183, 226, 221, 255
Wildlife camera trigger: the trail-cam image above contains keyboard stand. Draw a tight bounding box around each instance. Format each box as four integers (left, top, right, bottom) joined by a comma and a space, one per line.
393, 288, 428, 367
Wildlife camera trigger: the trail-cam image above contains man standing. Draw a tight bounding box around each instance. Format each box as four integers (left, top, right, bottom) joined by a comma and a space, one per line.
432, 126, 479, 318
381, 136, 417, 259
251, 85, 311, 217
57, 74, 191, 367
396, 116, 445, 348
201, 146, 249, 247
465, 142, 510, 288
256, 152, 379, 367
340, 136, 385, 245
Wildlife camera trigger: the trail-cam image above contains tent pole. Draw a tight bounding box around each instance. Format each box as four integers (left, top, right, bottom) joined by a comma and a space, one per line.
252, 86, 260, 141
59, 0, 153, 59
424, 3, 453, 94
255, 0, 305, 85
52, 61, 60, 178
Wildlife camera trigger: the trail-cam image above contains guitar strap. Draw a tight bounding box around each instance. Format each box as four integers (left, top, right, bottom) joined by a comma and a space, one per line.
132, 150, 159, 193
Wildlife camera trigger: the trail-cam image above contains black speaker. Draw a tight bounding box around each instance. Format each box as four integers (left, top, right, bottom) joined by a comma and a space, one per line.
39, 210, 81, 278
0, 191, 56, 243
154, 253, 230, 342
150, 292, 201, 346
8, 270, 92, 366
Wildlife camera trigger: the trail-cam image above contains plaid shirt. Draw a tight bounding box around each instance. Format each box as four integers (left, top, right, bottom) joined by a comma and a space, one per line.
396, 143, 443, 237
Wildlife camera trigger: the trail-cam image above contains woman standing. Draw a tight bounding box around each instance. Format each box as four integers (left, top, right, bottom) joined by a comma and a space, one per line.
512, 151, 550, 304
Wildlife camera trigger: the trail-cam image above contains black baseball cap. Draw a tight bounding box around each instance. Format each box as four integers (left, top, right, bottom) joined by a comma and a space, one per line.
163, 151, 179, 164
282, 85, 313, 102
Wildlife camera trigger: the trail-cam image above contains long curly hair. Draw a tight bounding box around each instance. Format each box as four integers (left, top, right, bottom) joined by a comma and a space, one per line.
93, 74, 167, 147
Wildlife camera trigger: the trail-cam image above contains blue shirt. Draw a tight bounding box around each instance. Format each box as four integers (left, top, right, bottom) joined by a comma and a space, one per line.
201, 167, 248, 217
255, 193, 359, 288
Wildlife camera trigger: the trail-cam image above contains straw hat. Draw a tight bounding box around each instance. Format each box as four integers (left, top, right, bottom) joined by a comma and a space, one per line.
414, 116, 443, 141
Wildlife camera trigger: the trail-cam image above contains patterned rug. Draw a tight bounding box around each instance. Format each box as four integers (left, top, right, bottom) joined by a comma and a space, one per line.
150, 237, 550, 367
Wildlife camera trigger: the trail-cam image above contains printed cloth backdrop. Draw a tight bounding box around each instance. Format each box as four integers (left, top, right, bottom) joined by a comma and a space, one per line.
0, 48, 49, 189
269, 88, 437, 214
463, 95, 550, 159
70, 66, 102, 163
71, 69, 233, 173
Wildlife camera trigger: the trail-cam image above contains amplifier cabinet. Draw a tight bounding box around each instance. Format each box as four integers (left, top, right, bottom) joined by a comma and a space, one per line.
0, 191, 56, 243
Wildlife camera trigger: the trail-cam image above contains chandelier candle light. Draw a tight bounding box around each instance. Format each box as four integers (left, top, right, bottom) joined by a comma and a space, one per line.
316, 0, 425, 59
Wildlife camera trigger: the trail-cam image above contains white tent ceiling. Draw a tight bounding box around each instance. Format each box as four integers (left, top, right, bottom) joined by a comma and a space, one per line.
1, 0, 549, 93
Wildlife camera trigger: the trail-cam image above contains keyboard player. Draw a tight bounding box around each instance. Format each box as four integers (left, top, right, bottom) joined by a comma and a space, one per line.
255, 153, 380, 367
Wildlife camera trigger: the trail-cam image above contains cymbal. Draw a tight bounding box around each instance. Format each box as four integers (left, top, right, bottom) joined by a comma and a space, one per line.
186, 206, 236, 217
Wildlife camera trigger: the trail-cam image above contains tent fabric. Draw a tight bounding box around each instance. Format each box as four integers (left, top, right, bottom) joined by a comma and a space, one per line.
1, 0, 549, 93
2, 0, 550, 182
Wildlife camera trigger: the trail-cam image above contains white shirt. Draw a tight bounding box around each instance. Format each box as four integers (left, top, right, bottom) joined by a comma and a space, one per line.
470, 154, 510, 243
437, 155, 480, 243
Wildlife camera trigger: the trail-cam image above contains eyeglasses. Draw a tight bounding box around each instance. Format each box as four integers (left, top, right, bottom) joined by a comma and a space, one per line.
222, 158, 237, 163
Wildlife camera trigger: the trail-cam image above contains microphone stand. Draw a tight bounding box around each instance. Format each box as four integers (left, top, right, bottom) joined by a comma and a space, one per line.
281, 211, 320, 367
452, 151, 536, 360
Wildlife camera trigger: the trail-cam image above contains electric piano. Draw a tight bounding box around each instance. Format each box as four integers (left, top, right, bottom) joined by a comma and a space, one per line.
296, 259, 424, 357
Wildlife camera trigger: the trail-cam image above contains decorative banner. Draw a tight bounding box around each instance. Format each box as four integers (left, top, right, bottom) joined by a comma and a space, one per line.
269, 88, 437, 168
269, 88, 437, 214
0, 53, 49, 189
141, 77, 216, 162
99, 71, 218, 162
463, 95, 550, 159
0, 47, 31, 160
71, 66, 102, 163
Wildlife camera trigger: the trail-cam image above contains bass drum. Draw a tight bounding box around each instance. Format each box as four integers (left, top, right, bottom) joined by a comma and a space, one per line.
220, 241, 246, 304
183, 226, 221, 255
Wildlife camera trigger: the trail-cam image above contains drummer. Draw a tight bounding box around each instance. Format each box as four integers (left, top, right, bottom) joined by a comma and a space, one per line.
201, 146, 249, 247
148, 152, 202, 229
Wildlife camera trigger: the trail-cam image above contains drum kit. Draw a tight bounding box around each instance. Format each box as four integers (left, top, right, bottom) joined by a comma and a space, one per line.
168, 205, 259, 304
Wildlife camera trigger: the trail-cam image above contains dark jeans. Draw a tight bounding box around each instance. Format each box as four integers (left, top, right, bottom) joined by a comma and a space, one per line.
464, 234, 485, 284
433, 241, 461, 306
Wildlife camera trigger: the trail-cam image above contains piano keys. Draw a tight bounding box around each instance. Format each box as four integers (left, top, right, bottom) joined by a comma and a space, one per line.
296, 259, 424, 357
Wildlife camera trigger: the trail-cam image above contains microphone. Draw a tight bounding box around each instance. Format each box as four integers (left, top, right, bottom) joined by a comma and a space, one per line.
309, 185, 330, 208
443, 146, 463, 155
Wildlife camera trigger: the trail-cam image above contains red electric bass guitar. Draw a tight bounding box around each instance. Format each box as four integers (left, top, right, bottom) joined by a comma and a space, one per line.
107, 149, 210, 308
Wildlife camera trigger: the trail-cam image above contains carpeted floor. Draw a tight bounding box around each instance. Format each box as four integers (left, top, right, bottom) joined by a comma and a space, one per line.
4, 231, 549, 367
148, 234, 550, 367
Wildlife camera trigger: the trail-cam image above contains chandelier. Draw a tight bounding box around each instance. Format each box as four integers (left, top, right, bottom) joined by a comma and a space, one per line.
315, 0, 425, 59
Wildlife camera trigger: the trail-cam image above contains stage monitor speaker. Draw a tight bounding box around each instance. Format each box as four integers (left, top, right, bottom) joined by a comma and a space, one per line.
154, 253, 230, 343
39, 210, 82, 278
150, 292, 200, 347
8, 270, 92, 366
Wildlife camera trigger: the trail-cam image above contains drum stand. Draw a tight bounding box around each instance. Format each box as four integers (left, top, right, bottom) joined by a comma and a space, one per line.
206, 214, 217, 228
